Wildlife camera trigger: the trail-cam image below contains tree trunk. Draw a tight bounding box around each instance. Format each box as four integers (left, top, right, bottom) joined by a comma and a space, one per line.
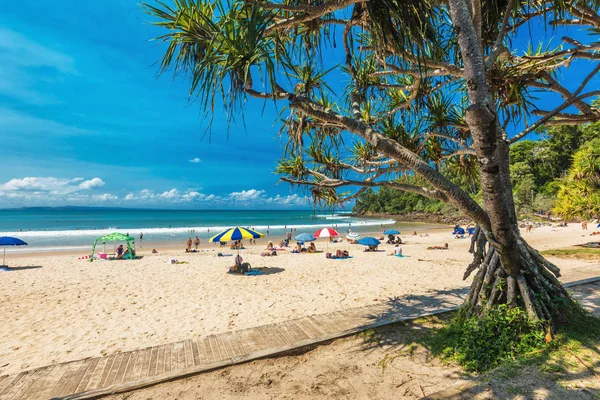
447, 0, 577, 322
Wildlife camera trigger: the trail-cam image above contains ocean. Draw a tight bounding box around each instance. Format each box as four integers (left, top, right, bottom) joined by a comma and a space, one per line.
0, 208, 437, 253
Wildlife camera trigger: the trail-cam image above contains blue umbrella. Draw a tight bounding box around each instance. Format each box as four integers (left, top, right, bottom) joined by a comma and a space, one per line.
357, 237, 381, 246
383, 229, 400, 235
0, 236, 28, 268
294, 233, 315, 242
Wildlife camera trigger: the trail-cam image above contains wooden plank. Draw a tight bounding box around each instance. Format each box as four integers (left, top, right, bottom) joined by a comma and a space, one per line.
81, 355, 109, 392
190, 338, 201, 366
230, 331, 249, 356
155, 346, 165, 376
196, 337, 209, 365
163, 344, 172, 373
15, 366, 55, 400
201, 337, 213, 364
61, 359, 93, 397
139, 347, 154, 379
177, 342, 187, 370
51, 360, 86, 398
3, 369, 36, 400
96, 354, 117, 389
112, 353, 131, 386
0, 372, 26, 399
289, 321, 316, 340
33, 364, 71, 399
225, 332, 243, 357
249, 326, 269, 348
122, 351, 138, 384
236, 329, 256, 354
74, 358, 100, 394
272, 323, 296, 344
207, 336, 220, 363
134, 348, 151, 381
104, 353, 125, 387
0, 375, 12, 394
183, 341, 194, 369
147, 347, 159, 377
215, 335, 232, 360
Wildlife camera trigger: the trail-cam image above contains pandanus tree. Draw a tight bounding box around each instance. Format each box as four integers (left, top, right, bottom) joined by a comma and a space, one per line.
144, 0, 600, 324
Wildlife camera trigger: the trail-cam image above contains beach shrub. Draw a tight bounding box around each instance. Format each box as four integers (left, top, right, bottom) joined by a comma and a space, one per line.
426, 305, 546, 373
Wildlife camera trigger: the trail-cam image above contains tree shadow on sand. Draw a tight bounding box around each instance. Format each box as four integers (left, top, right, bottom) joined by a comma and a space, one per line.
0, 265, 42, 271
348, 285, 600, 399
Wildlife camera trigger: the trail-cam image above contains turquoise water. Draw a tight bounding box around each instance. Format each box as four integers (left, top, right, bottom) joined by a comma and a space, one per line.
0, 208, 406, 252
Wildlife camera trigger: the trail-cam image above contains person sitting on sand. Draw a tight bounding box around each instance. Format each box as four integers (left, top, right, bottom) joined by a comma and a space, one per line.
116, 244, 124, 259
279, 239, 286, 248
413, 231, 417, 236
194, 236, 200, 250
389, 244, 402, 256
335, 249, 350, 258
292, 243, 303, 254
364, 245, 378, 252
152, 248, 159, 254
307, 242, 317, 253
186, 238, 192, 252
427, 243, 449, 250
266, 241, 274, 250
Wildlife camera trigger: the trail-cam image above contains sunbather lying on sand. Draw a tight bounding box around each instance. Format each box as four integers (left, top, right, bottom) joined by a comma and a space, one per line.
427, 243, 449, 250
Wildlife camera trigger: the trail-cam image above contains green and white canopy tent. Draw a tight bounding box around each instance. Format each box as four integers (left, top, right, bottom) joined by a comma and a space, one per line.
90, 233, 135, 261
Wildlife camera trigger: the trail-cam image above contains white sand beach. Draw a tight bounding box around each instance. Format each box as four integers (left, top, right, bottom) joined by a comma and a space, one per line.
0, 225, 598, 375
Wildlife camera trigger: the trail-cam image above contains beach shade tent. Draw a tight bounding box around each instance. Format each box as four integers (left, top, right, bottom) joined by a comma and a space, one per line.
313, 227, 339, 251
383, 229, 400, 235
0, 236, 28, 268
209, 227, 264, 254
90, 233, 135, 261
357, 237, 381, 247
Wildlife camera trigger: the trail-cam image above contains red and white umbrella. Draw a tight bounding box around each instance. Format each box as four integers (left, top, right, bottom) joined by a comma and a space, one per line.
313, 227, 339, 238
314, 228, 339, 252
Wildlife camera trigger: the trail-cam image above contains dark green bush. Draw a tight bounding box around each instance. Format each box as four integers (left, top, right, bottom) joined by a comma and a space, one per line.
426, 305, 546, 373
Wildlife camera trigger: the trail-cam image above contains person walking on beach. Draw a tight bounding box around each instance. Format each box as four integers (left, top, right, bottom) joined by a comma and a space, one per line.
194, 236, 200, 250
582, 220, 588, 230
140, 232, 143, 243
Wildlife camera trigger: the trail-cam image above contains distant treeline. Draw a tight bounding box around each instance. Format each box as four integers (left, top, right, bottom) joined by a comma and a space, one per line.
353, 123, 600, 219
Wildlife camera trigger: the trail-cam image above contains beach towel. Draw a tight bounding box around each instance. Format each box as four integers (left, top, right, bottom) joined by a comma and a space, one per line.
245, 270, 264, 276
394, 254, 410, 258
330, 256, 354, 260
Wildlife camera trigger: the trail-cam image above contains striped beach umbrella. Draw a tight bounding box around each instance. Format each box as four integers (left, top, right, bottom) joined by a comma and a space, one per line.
313, 228, 339, 252
209, 227, 264, 243
313, 228, 339, 238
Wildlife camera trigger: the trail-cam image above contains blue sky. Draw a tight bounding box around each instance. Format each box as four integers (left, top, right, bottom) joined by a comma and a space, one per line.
0, 1, 597, 209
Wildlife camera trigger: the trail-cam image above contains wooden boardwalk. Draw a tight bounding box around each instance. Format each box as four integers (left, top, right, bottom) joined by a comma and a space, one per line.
1, 276, 598, 400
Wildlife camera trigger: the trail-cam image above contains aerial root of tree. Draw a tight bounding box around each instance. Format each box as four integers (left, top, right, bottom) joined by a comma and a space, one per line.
463, 227, 577, 323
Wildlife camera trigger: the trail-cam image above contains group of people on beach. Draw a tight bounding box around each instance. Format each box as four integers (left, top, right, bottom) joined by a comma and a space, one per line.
185, 236, 201, 252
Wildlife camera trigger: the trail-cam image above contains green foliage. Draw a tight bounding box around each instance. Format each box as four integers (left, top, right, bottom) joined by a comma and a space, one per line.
426, 305, 546, 373
553, 137, 600, 220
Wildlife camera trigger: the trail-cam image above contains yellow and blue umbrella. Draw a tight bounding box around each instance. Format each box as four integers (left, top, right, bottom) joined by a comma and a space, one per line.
209, 227, 264, 243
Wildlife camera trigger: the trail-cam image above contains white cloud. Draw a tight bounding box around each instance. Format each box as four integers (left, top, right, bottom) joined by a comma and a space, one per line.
0, 177, 99, 194
93, 193, 118, 201
268, 194, 311, 206
189, 157, 201, 163
79, 178, 105, 190
159, 189, 180, 200
0, 176, 115, 205
228, 189, 266, 202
